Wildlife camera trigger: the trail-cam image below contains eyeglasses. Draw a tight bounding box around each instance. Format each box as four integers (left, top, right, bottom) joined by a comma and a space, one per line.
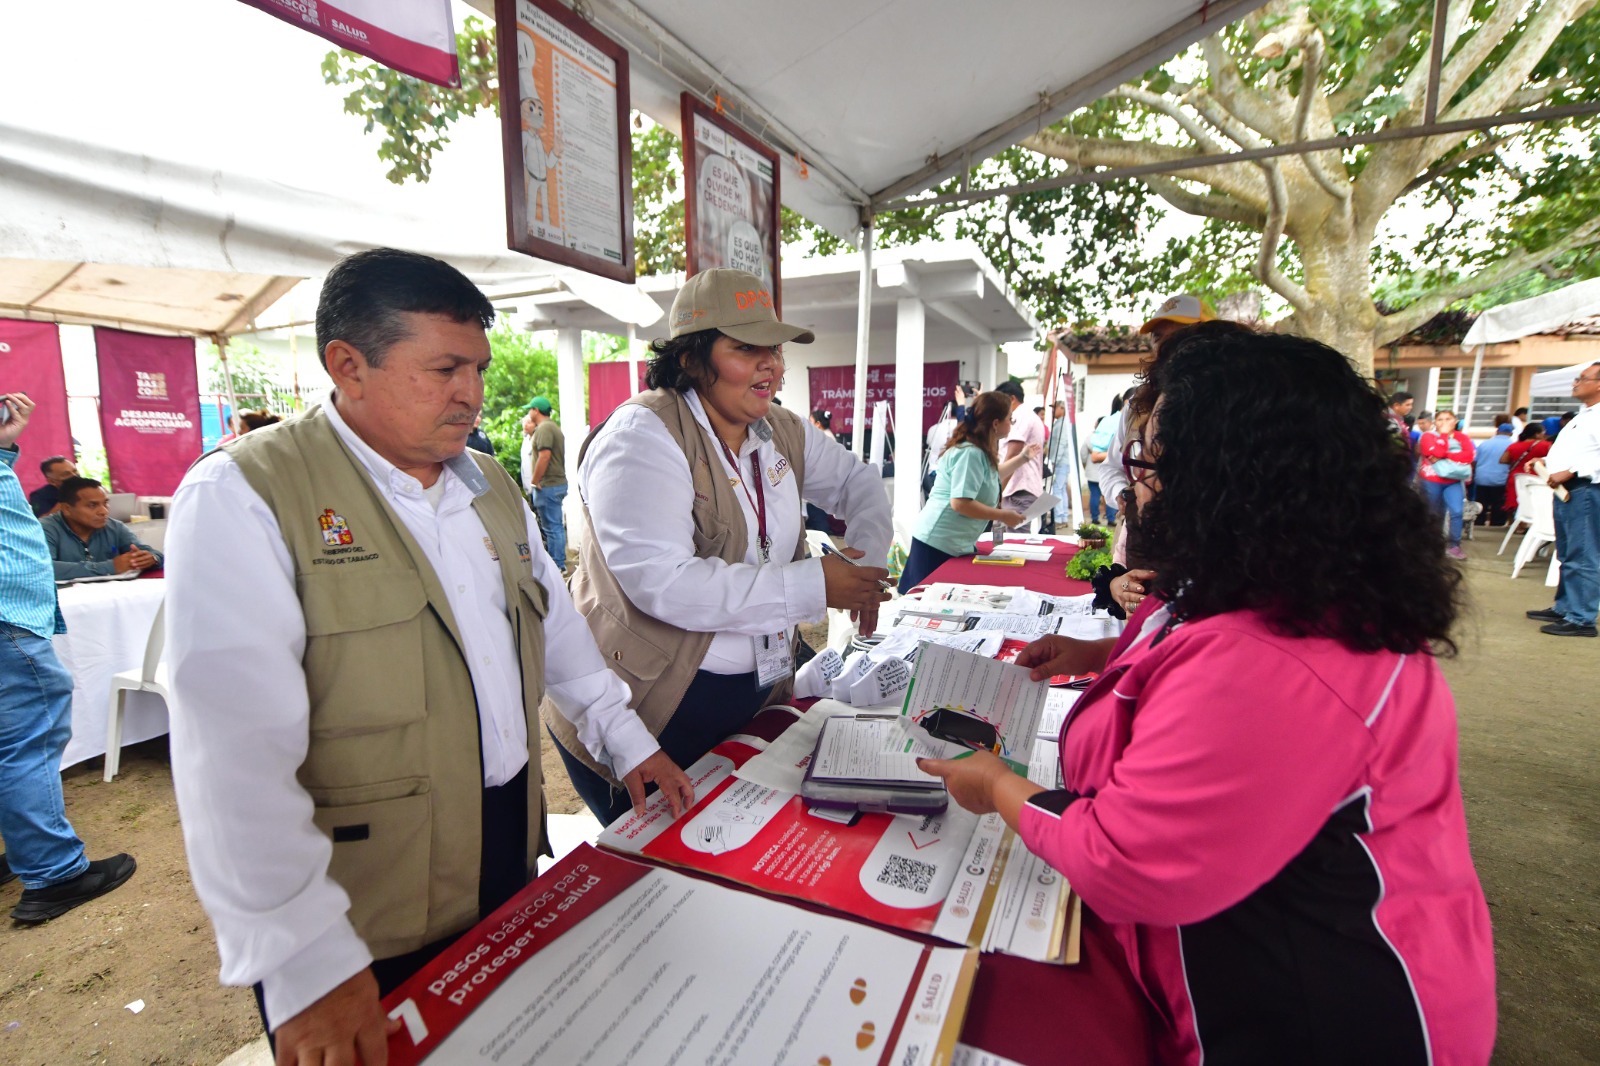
1123, 438, 1159, 483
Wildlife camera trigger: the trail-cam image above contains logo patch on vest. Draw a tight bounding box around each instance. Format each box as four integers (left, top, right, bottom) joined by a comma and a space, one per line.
319, 509, 353, 546
483, 536, 500, 561
312, 508, 379, 566
517, 542, 532, 564
767, 456, 789, 486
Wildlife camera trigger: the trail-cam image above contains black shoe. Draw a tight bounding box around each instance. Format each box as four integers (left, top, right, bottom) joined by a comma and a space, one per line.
1526, 608, 1565, 622
1540, 621, 1598, 638
10, 854, 136, 924
0, 854, 14, 887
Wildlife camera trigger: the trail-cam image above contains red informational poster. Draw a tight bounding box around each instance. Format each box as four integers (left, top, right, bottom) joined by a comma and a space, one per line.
599, 717, 1007, 947
0, 320, 74, 495
94, 328, 203, 496
585, 360, 647, 426
234, 0, 459, 87
682, 93, 782, 310
810, 360, 960, 436
380, 843, 976, 1066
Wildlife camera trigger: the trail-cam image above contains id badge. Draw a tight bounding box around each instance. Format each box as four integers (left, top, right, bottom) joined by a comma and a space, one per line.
754, 631, 794, 688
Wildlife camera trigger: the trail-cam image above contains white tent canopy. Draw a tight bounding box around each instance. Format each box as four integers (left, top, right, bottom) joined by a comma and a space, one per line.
1461, 277, 1600, 350
0, 121, 661, 337
466, 0, 1268, 237
1457, 277, 1600, 418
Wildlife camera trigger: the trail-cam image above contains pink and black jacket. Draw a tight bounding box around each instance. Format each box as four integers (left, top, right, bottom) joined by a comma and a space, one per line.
1020, 601, 1495, 1065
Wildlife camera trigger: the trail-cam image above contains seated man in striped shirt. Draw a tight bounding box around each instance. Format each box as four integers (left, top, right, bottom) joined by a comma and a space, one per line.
39, 477, 163, 580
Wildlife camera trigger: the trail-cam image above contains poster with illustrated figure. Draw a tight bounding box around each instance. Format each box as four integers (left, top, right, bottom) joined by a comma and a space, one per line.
495, 0, 635, 281
682, 92, 783, 312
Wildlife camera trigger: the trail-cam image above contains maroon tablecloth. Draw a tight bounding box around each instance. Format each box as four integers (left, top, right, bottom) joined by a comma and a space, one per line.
927, 537, 1094, 599
923, 541, 1160, 1066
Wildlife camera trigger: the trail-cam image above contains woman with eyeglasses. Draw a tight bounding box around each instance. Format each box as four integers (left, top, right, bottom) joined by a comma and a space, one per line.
898, 390, 1037, 592
919, 329, 1494, 1065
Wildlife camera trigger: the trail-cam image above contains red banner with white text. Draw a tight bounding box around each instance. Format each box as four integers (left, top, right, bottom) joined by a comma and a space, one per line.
234, 0, 459, 87
95, 328, 202, 497
808, 360, 960, 437
0, 320, 75, 496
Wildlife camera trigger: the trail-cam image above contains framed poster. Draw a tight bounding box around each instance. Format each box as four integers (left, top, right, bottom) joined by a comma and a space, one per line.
681, 93, 783, 312
495, 0, 635, 282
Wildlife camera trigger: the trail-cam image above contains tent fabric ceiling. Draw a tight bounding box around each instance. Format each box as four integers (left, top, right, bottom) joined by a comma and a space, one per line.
0, 122, 661, 335
468, 0, 1268, 237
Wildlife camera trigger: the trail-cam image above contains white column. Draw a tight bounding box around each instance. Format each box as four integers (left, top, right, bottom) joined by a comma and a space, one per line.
893, 295, 925, 547
555, 327, 587, 439
977, 343, 998, 394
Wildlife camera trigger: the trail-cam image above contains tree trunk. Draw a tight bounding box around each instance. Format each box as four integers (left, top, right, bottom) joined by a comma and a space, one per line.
1279, 213, 1380, 377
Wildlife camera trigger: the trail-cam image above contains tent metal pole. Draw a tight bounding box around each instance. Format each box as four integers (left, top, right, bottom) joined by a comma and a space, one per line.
851, 218, 874, 460
1423, 0, 1449, 126
213, 333, 243, 435
1462, 343, 1486, 432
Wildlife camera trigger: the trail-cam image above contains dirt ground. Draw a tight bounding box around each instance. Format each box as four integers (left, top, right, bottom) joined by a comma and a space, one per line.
1, 547, 1594, 1065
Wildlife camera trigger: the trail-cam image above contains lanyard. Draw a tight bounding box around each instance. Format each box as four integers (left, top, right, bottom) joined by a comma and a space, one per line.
717, 439, 770, 562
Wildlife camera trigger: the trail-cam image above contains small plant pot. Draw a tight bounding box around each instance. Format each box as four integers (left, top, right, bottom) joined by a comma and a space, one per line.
1079, 536, 1107, 552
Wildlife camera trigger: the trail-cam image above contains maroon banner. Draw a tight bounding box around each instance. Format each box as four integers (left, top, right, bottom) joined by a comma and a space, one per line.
235, 0, 459, 87
808, 360, 960, 436
95, 328, 202, 496
586, 360, 647, 427
0, 320, 74, 495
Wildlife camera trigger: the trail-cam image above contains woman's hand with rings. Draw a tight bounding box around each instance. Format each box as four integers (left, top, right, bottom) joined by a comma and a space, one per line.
1111, 568, 1157, 613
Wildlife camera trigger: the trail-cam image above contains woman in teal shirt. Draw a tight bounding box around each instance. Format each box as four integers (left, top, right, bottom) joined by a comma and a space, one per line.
900, 391, 1034, 591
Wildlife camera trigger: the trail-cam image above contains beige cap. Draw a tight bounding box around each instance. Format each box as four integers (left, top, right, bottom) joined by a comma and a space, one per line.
667, 269, 814, 346
1139, 294, 1216, 333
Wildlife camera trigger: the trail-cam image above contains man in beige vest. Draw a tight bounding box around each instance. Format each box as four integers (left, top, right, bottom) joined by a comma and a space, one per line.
165, 249, 692, 1065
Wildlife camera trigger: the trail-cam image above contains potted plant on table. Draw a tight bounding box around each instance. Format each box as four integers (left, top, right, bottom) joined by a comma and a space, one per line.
1074, 523, 1112, 551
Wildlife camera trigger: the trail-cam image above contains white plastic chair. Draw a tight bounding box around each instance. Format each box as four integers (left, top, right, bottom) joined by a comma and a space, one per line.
1498, 475, 1547, 555
105, 599, 168, 782
1509, 483, 1557, 580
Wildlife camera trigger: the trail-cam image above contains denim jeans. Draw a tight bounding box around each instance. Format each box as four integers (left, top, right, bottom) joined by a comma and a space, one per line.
1421, 478, 1465, 547
1553, 482, 1600, 626
0, 622, 88, 888
532, 483, 569, 570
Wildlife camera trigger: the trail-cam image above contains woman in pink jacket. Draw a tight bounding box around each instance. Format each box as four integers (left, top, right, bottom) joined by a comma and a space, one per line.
1418, 408, 1477, 559
923, 331, 1494, 1065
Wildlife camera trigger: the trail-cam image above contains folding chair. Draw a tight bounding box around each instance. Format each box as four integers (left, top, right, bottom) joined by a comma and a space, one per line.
1498, 475, 1546, 555
105, 599, 168, 782
1510, 483, 1557, 580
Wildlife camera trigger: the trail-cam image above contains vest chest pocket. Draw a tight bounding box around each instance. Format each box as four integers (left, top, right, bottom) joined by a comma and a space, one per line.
298, 569, 429, 737
309, 777, 431, 943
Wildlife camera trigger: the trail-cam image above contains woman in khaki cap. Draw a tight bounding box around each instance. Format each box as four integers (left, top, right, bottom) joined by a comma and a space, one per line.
545, 269, 895, 824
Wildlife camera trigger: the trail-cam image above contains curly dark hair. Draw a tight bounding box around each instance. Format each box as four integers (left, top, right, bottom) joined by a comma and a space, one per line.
1127, 329, 1462, 655
645, 329, 723, 392
1126, 320, 1256, 434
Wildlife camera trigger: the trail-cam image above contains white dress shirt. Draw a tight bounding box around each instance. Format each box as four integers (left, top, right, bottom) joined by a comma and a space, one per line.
165, 396, 656, 1030
1546, 400, 1600, 481
519, 430, 535, 494
1098, 408, 1131, 503
577, 389, 893, 673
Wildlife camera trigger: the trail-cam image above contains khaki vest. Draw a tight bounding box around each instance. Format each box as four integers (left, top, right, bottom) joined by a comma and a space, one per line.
225, 405, 549, 960
543, 389, 807, 785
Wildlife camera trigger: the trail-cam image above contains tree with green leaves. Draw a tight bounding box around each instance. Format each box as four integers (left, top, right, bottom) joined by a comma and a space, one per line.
324, 1, 1599, 373
479, 323, 559, 486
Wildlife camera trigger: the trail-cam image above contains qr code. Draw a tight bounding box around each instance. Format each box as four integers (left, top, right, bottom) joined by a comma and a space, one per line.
876, 854, 937, 894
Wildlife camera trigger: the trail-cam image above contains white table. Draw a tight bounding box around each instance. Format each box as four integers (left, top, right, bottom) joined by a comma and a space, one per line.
52, 578, 169, 770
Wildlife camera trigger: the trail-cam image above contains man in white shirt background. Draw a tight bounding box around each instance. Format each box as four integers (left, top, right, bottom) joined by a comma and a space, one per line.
1527, 362, 1600, 637
164, 248, 691, 1065
996, 381, 1045, 531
